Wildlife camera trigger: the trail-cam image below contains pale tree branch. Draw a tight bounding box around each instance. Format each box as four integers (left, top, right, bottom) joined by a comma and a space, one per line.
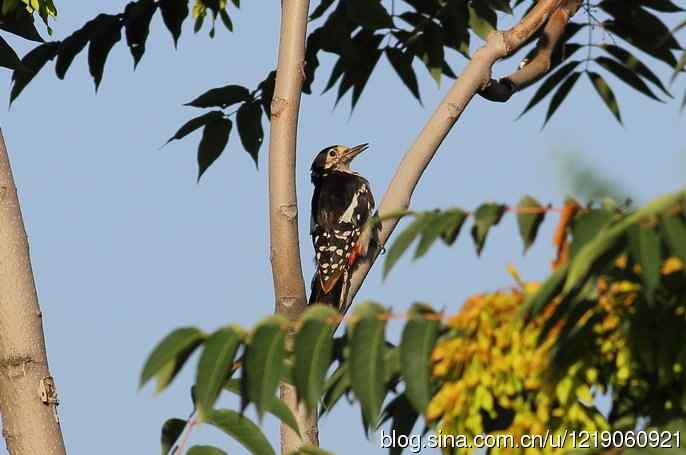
481, 0, 584, 101
0, 129, 66, 454
343, 0, 583, 312
267, 0, 317, 452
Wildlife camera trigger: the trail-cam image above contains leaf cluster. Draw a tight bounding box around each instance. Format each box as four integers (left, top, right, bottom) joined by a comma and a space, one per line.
142, 302, 441, 455
430, 256, 686, 453
381, 195, 549, 278
8, 0, 239, 101
0, 0, 55, 71
139, 189, 686, 455
519, 0, 683, 127
7, 1, 686, 178
164, 72, 272, 179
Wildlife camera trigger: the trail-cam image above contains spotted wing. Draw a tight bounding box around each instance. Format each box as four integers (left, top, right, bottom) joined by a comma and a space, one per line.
312, 226, 359, 293
311, 174, 374, 293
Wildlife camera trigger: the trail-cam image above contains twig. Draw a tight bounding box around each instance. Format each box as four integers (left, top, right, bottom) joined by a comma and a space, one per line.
480, 0, 585, 101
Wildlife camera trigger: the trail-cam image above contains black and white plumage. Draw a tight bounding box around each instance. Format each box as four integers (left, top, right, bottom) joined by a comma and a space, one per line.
308, 144, 377, 312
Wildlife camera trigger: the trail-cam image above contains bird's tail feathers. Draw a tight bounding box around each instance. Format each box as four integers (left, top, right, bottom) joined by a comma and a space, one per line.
309, 271, 347, 312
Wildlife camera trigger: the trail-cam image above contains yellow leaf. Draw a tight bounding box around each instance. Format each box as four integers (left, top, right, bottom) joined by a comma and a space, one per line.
555, 377, 572, 405
662, 256, 683, 274
585, 367, 598, 383
575, 384, 593, 403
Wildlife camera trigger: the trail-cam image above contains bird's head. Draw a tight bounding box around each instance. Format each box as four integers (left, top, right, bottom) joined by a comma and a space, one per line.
311, 143, 369, 177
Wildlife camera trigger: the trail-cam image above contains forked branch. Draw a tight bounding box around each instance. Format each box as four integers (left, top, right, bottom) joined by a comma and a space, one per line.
481, 0, 584, 101
343, 0, 584, 311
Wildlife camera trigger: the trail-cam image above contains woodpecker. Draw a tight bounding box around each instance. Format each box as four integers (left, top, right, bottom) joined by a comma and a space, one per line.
308, 143, 377, 312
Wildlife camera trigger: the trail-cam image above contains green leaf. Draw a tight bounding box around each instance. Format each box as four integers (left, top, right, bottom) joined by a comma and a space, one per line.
438, 2, 470, 55
587, 71, 622, 124
385, 48, 421, 102
661, 214, 686, 264
468, 2, 496, 40
594, 56, 661, 101
348, 304, 388, 430
418, 22, 445, 86
440, 208, 468, 245
159, 0, 189, 47
384, 346, 401, 384
188, 446, 227, 455
400, 304, 439, 413
543, 71, 581, 127
185, 84, 250, 109
206, 409, 275, 455
10, 42, 58, 103
0, 7, 44, 42
600, 44, 671, 97
569, 209, 614, 259
195, 327, 241, 417
155, 349, 199, 392
321, 362, 349, 414
639, 0, 683, 12
197, 117, 232, 181
87, 14, 124, 90
346, 0, 393, 30
601, 3, 680, 51
0, 36, 22, 70
258, 71, 276, 118
414, 211, 464, 259
294, 305, 337, 415
384, 214, 430, 278
523, 263, 568, 317
516, 195, 545, 253
519, 60, 581, 118
338, 32, 383, 109
166, 110, 224, 144
55, 20, 95, 79
602, 20, 677, 68
160, 418, 186, 455
224, 379, 300, 436
470, 203, 506, 255
564, 190, 686, 295
628, 224, 662, 297
414, 208, 467, 259
236, 101, 264, 167
219, 9, 233, 32
140, 327, 204, 389
243, 315, 287, 419
379, 394, 419, 455
124, 0, 157, 68
194, 13, 205, 34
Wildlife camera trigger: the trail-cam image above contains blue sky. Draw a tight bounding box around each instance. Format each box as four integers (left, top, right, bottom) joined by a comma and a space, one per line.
0, 1, 684, 454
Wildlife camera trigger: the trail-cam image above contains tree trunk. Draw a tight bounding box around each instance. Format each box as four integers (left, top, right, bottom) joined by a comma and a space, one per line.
0, 129, 66, 455
267, 0, 316, 453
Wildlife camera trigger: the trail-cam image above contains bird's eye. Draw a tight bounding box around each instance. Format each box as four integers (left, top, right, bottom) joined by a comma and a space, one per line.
328, 150, 336, 157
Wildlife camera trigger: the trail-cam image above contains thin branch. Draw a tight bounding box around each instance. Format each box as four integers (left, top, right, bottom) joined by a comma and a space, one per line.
267, 0, 317, 452
480, 0, 584, 101
0, 129, 67, 454
342, 0, 584, 313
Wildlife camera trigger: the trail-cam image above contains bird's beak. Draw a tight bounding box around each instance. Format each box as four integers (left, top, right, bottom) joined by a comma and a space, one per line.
341, 143, 369, 163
